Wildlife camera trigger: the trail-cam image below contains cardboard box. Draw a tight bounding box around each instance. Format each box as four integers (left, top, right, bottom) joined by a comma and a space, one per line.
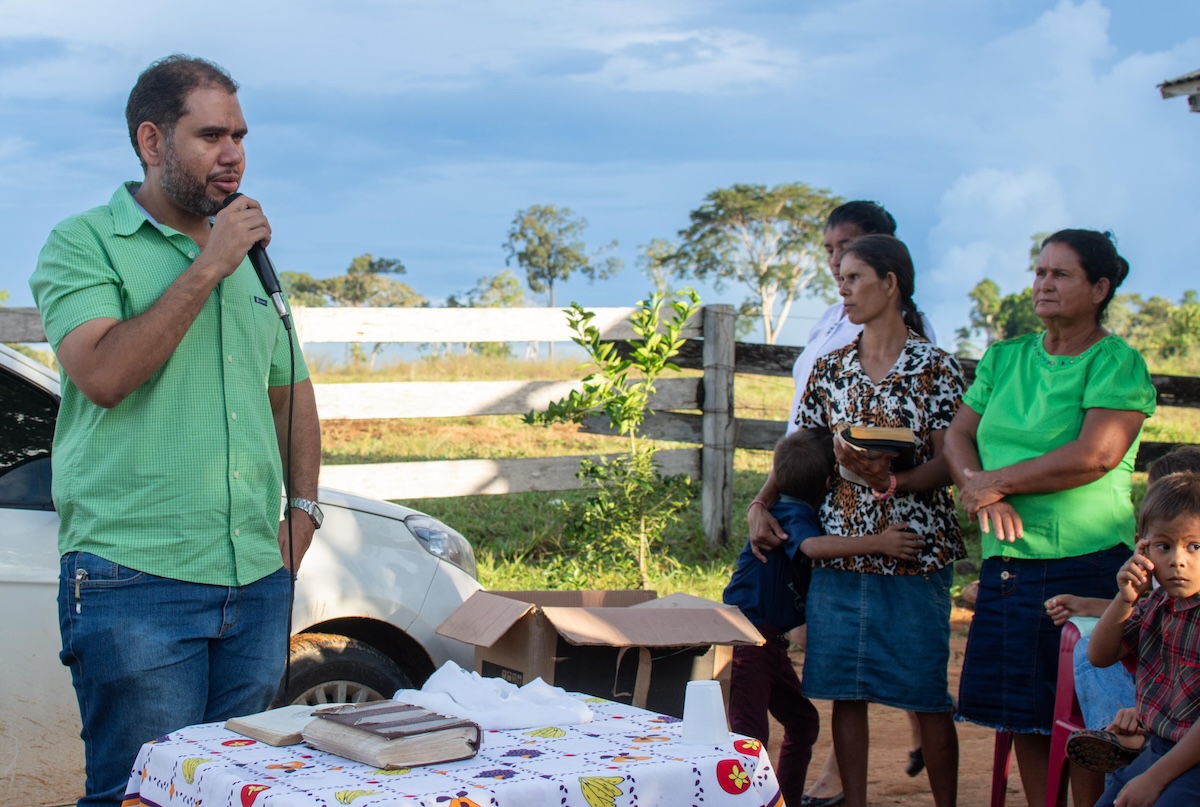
436, 590, 764, 718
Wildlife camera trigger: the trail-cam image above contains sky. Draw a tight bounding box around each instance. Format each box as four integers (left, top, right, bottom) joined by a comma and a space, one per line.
1, 0, 1198, 349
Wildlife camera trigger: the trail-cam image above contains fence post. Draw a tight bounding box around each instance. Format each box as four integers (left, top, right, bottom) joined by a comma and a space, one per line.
701, 304, 735, 548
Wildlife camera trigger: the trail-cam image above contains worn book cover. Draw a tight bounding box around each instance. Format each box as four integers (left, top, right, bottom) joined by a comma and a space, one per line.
837, 425, 917, 476
302, 700, 482, 769
225, 704, 326, 746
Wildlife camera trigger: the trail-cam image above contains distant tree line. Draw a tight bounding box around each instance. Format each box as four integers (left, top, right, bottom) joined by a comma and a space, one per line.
956, 234, 1200, 367
265, 190, 1198, 369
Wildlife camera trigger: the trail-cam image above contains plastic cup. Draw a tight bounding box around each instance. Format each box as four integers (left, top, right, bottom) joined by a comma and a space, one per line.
681, 679, 729, 745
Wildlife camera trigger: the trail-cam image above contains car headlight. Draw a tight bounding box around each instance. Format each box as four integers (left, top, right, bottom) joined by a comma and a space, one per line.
403, 514, 477, 580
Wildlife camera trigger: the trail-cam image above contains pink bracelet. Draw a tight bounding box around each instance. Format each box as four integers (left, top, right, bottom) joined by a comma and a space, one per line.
747, 499, 769, 517
872, 472, 897, 501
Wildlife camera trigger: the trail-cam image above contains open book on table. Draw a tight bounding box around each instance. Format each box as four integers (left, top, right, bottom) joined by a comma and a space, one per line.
225, 704, 330, 746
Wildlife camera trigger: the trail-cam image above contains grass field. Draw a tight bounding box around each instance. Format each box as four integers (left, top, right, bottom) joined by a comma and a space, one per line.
316, 356, 1198, 598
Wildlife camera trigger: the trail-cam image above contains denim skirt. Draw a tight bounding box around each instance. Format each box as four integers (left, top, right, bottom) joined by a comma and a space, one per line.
956, 545, 1127, 733
802, 565, 955, 712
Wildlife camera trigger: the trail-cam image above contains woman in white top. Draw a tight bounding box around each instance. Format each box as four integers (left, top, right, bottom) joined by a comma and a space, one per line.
747, 201, 936, 807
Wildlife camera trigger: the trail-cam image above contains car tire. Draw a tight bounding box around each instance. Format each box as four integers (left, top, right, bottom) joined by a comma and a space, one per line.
277, 632, 413, 706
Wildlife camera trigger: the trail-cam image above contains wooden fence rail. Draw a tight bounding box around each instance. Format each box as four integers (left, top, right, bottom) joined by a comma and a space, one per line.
4, 305, 1199, 547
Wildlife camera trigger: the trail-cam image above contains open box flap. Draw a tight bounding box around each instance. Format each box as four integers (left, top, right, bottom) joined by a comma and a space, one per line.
435, 591, 536, 647
542, 603, 762, 647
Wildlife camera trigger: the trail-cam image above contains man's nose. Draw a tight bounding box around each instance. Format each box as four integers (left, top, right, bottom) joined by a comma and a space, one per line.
218, 139, 243, 164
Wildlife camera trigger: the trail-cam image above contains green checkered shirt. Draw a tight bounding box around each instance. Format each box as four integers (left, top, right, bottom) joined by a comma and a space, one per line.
30, 183, 309, 586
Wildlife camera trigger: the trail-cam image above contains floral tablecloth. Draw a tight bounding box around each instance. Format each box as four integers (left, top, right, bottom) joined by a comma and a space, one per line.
121, 694, 783, 807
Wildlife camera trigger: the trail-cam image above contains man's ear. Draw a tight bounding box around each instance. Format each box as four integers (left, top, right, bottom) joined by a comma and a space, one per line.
136, 122, 167, 169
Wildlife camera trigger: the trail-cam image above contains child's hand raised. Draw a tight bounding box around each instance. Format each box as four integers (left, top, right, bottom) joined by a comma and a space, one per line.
1116, 539, 1155, 604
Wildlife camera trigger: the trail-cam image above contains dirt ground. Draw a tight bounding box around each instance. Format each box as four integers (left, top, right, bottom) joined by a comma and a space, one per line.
765, 608, 1029, 807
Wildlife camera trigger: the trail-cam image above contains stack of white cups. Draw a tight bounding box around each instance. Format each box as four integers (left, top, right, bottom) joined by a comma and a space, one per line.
680, 679, 730, 745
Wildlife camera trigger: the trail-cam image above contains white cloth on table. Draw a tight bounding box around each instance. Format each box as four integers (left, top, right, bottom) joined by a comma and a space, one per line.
392, 660, 593, 729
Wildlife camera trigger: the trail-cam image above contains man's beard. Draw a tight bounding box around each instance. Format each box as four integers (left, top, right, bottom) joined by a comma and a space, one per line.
160, 136, 222, 217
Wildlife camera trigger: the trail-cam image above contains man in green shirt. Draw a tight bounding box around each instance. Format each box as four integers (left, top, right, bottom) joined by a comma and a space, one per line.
29, 55, 322, 807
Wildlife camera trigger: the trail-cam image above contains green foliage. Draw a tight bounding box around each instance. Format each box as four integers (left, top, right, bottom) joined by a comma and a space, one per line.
956, 279, 1043, 356
526, 290, 701, 441
638, 239, 677, 297
1111, 292, 1200, 360
282, 254, 426, 370
565, 450, 695, 587
503, 204, 622, 308
443, 270, 526, 360
996, 288, 1042, 339
657, 183, 840, 344
524, 289, 702, 587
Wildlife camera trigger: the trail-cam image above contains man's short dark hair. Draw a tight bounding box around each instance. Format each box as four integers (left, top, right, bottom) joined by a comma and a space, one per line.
1138, 472, 1200, 535
126, 54, 239, 170
773, 428, 835, 508
1148, 445, 1200, 484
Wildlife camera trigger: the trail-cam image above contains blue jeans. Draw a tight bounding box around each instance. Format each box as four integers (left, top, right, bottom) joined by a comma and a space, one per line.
58, 552, 290, 807
1096, 734, 1200, 806
1074, 633, 1136, 730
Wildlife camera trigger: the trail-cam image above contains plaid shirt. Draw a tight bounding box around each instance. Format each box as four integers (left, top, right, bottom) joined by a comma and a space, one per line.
1123, 588, 1200, 743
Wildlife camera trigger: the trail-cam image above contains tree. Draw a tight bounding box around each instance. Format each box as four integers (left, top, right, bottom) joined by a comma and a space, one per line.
659, 183, 840, 345
525, 289, 701, 588
954, 278, 1002, 355
995, 287, 1042, 340
957, 280, 1043, 356
503, 205, 622, 308
445, 270, 526, 359
638, 239, 677, 297
280, 254, 426, 370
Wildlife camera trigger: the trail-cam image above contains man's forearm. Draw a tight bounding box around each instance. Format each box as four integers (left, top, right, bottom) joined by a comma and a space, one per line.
270, 378, 321, 500
55, 259, 227, 407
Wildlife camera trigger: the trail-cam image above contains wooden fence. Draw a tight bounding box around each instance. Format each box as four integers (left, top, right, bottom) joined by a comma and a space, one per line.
3, 305, 1199, 547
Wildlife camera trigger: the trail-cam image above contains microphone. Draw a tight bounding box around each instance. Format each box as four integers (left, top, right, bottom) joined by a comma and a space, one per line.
221, 192, 292, 331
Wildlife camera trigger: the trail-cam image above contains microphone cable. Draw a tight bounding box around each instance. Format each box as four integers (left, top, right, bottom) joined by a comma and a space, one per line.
222, 191, 301, 704
282, 327, 296, 704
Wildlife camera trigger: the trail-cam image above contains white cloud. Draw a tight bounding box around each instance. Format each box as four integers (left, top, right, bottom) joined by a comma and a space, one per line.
925, 167, 1070, 334
573, 28, 799, 93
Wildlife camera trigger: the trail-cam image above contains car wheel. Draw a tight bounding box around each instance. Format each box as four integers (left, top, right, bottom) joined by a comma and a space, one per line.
278, 632, 413, 706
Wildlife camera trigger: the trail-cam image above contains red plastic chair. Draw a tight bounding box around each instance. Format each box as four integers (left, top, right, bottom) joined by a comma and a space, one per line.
1044, 619, 1091, 807
990, 730, 1014, 807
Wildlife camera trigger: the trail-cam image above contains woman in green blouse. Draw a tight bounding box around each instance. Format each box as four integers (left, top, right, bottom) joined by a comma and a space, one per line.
945, 229, 1157, 805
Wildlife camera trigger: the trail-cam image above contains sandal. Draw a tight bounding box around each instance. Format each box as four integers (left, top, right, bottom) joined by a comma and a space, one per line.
799, 795, 845, 807
1066, 729, 1143, 773
905, 747, 925, 777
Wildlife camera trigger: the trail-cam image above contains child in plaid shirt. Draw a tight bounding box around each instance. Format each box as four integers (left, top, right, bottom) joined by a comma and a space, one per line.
1089, 472, 1200, 807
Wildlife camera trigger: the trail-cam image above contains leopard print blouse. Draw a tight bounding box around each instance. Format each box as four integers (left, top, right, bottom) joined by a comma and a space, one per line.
796, 333, 967, 575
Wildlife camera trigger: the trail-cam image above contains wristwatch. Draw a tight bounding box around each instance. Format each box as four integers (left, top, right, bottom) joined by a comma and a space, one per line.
289, 497, 324, 529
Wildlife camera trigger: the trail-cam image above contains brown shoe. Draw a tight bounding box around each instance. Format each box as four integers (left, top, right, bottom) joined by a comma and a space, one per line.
1066, 729, 1143, 773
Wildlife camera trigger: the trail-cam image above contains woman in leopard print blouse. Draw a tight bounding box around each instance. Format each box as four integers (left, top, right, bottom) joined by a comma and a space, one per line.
794, 234, 966, 807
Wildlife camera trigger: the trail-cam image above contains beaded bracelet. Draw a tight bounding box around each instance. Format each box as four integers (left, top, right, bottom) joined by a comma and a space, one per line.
872, 471, 897, 501
746, 499, 769, 517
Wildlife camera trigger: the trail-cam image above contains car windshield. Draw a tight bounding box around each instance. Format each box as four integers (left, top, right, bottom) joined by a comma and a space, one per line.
0, 364, 57, 509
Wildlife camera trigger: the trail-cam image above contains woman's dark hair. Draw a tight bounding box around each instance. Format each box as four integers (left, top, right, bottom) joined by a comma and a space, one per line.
773, 427, 835, 508
1148, 445, 1200, 484
126, 54, 239, 170
842, 234, 927, 339
1138, 472, 1200, 534
1039, 229, 1130, 324
826, 201, 897, 236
